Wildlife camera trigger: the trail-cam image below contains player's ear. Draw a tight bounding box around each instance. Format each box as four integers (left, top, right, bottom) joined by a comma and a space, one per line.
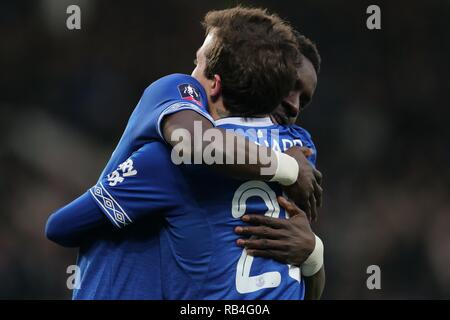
210, 74, 222, 98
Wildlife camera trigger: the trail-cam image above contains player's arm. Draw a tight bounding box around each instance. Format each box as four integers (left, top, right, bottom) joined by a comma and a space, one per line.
46, 139, 215, 247
46, 142, 199, 247
162, 110, 278, 179
45, 192, 109, 247
162, 110, 322, 220
304, 266, 325, 300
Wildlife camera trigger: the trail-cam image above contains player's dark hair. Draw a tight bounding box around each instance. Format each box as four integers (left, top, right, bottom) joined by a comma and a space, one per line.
202, 6, 300, 116
295, 31, 321, 74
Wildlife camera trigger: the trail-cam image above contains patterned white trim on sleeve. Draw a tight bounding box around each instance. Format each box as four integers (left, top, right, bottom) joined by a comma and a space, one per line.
89, 182, 133, 228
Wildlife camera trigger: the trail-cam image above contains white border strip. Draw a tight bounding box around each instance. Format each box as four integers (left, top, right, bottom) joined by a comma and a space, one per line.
89, 188, 121, 228
215, 117, 273, 127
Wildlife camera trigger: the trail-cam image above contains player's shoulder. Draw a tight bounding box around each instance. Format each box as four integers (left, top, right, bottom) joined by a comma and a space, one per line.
144, 73, 205, 99
287, 124, 317, 164
286, 124, 313, 141
142, 73, 206, 107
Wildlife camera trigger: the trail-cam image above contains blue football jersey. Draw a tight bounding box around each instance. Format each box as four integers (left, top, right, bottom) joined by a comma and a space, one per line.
74, 74, 213, 299
72, 72, 318, 300
159, 116, 317, 300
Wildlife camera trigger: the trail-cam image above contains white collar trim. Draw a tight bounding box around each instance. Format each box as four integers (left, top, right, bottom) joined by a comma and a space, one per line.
215, 117, 274, 127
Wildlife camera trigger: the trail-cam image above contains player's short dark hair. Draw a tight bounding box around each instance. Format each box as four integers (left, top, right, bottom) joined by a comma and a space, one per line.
202, 6, 300, 116
295, 31, 321, 74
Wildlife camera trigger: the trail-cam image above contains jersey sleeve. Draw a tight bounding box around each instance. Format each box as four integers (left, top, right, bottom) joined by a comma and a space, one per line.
89, 141, 194, 228
45, 191, 109, 247
302, 130, 317, 166
127, 74, 215, 145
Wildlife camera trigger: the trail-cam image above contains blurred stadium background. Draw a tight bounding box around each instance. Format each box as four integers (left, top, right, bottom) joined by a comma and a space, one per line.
1, 0, 449, 299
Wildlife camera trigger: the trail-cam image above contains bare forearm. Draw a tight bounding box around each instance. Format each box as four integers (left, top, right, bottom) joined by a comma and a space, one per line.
304, 266, 325, 300
162, 110, 277, 180
210, 128, 277, 179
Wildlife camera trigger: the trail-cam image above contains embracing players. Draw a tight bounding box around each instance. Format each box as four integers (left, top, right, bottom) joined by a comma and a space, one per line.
46, 6, 324, 299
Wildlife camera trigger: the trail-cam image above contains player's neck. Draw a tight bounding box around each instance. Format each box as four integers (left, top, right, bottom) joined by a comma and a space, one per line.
210, 102, 270, 121
209, 102, 230, 120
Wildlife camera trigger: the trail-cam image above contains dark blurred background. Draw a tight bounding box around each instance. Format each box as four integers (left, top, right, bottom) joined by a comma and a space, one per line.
1, 0, 449, 299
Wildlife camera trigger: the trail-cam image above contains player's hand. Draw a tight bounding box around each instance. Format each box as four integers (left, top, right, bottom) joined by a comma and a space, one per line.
283, 146, 322, 222
235, 196, 315, 266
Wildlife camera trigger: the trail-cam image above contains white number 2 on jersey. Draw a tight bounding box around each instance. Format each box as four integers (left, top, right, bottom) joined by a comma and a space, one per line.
231, 181, 300, 294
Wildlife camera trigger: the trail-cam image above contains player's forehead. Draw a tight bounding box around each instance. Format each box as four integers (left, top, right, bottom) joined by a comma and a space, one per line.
297, 58, 317, 92
196, 32, 216, 57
